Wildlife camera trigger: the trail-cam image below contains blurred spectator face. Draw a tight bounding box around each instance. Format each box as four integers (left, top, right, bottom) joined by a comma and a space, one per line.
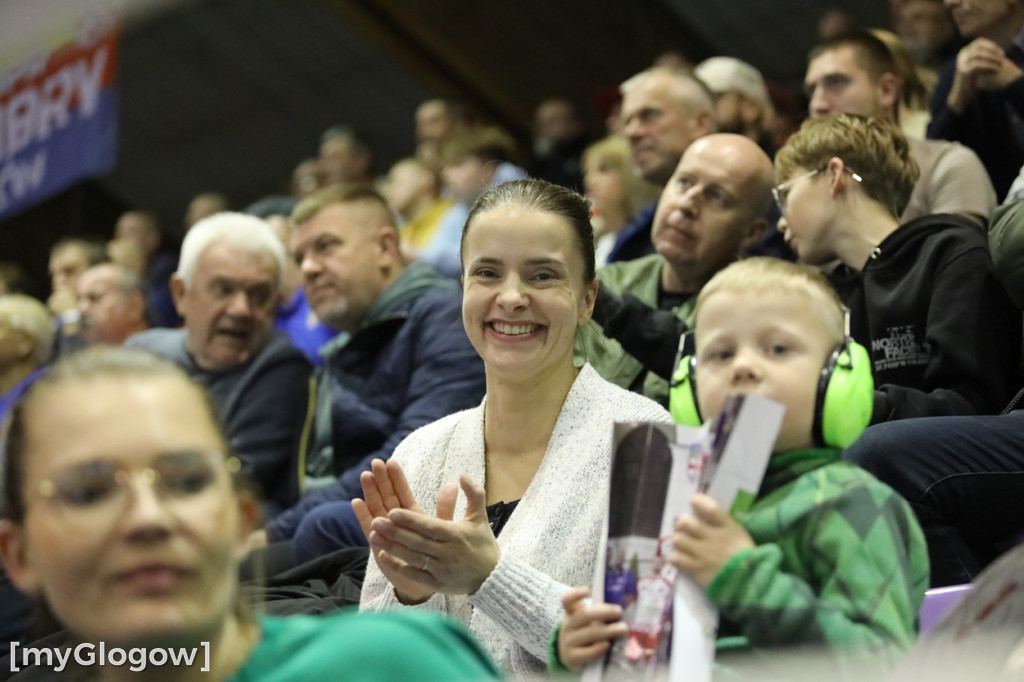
817, 9, 859, 40
384, 160, 431, 217
583, 154, 627, 220
291, 158, 322, 198
416, 100, 456, 148
49, 245, 90, 293
77, 265, 144, 345
0, 263, 31, 296
115, 212, 161, 257
442, 155, 493, 204
0, 370, 252, 647
170, 242, 278, 372
653, 50, 695, 70
805, 46, 897, 118
0, 313, 29, 371
533, 99, 583, 153
898, 0, 956, 59
621, 72, 710, 186
185, 193, 229, 232
712, 91, 746, 134
0, 295, 49, 373
319, 135, 367, 186
944, 0, 1008, 38
106, 239, 146, 274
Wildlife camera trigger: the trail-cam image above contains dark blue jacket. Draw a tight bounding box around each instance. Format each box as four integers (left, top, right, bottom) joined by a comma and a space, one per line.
267, 263, 486, 540
606, 202, 657, 264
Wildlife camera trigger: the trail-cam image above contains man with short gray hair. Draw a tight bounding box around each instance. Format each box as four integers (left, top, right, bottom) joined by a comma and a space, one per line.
127, 212, 311, 516
262, 184, 486, 560
608, 67, 716, 262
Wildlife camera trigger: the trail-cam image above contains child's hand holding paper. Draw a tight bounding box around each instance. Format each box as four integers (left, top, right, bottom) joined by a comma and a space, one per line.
670, 493, 755, 589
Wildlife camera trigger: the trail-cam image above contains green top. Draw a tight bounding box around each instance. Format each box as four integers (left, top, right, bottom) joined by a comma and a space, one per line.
709, 448, 929, 661
547, 448, 928, 674
576, 254, 697, 406
229, 611, 503, 681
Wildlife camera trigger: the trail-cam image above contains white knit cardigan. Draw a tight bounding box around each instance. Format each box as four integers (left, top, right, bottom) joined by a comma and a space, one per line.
359, 363, 672, 679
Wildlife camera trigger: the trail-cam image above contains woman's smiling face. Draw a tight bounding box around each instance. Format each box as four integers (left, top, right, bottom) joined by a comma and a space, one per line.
461, 204, 596, 382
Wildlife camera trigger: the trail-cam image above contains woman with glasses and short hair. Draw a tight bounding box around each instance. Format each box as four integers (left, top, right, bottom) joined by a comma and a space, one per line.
0, 346, 501, 681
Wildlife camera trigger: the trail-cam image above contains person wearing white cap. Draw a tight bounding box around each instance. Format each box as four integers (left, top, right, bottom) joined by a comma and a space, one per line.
695, 56, 777, 155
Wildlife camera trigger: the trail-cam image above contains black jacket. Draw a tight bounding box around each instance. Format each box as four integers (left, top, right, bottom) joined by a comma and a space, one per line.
594, 214, 1021, 424
830, 214, 1021, 423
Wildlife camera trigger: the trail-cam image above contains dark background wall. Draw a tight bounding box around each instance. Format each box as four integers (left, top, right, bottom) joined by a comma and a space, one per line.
0, 0, 888, 298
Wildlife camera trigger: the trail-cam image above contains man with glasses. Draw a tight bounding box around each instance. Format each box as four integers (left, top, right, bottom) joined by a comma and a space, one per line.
126, 212, 312, 519
806, 30, 996, 224
776, 113, 1019, 422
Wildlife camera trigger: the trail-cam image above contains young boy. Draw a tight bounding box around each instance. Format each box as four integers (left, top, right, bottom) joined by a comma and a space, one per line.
554, 257, 929, 672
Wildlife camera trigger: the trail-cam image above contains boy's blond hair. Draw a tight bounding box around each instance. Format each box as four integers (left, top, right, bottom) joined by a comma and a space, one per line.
775, 114, 919, 219
695, 257, 845, 344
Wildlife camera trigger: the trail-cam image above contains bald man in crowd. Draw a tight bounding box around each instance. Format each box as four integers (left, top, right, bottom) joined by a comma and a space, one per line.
580, 133, 775, 406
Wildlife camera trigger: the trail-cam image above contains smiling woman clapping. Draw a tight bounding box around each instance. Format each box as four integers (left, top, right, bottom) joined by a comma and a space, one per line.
356, 179, 671, 678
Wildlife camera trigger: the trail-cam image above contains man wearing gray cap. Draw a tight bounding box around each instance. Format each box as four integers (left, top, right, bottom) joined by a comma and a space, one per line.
695, 56, 777, 156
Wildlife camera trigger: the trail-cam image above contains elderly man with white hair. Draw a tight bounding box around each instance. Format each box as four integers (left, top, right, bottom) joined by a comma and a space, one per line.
127, 212, 312, 517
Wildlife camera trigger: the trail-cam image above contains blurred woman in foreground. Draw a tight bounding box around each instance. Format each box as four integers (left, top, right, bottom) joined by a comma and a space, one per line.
0, 347, 501, 681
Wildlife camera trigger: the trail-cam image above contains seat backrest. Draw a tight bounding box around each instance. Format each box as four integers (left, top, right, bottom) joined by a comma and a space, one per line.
919, 584, 972, 634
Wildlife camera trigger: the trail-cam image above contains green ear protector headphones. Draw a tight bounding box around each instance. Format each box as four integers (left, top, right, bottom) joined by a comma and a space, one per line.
669, 331, 874, 449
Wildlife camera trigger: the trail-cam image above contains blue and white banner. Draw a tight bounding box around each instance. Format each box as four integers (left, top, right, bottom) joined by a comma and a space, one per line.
0, 10, 119, 219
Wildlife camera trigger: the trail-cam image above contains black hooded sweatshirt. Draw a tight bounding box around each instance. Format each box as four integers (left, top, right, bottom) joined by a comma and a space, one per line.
829, 213, 1021, 423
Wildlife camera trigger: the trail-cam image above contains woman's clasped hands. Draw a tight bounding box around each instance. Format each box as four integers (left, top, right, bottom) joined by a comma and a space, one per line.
353, 458, 501, 605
